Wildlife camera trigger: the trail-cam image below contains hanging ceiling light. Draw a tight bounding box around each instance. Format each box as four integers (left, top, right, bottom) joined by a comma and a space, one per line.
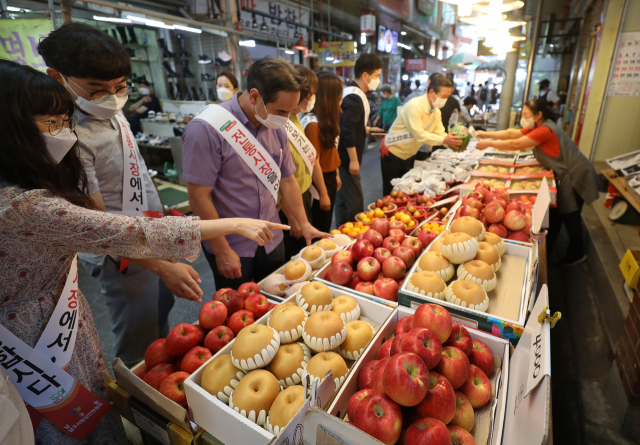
260, 17, 269, 31
284, 46, 295, 55
473, 0, 523, 13
319, 34, 330, 49
251, 15, 258, 29
439, 0, 483, 17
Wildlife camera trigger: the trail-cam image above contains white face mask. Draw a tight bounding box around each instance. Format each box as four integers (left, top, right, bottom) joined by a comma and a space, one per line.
301, 95, 316, 113
63, 76, 129, 120
138, 87, 150, 95
254, 98, 288, 129
430, 92, 447, 109
42, 128, 77, 164
520, 117, 535, 129
217, 87, 234, 101
366, 75, 380, 91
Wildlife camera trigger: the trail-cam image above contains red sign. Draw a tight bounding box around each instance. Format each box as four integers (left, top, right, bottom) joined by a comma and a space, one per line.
405, 58, 426, 71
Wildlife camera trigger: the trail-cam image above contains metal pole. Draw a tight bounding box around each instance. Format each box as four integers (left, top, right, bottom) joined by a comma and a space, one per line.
48, 0, 56, 29
523, 0, 545, 102
497, 45, 520, 130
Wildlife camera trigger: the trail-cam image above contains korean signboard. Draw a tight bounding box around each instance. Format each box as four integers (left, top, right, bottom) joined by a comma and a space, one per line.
314, 41, 356, 67
240, 0, 309, 42
0, 19, 53, 71
405, 58, 426, 72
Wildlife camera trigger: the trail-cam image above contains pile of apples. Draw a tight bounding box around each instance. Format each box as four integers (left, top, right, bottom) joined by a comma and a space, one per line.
334, 221, 371, 238
134, 283, 277, 407
458, 182, 535, 242
389, 190, 410, 206
347, 304, 495, 445
324, 218, 426, 302
388, 211, 417, 230
467, 178, 506, 189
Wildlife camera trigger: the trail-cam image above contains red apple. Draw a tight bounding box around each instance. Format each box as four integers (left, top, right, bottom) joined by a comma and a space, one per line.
212, 288, 232, 301
159, 371, 190, 407
144, 339, 175, 371
227, 310, 255, 336
399, 328, 442, 369
503, 210, 526, 231
415, 371, 456, 424
405, 418, 452, 445
529, 195, 537, 204
348, 272, 362, 289
450, 390, 474, 432
376, 199, 384, 208
394, 317, 412, 337
382, 256, 406, 280
353, 393, 402, 445
412, 304, 452, 344
180, 346, 212, 374
459, 364, 491, 408
389, 228, 406, 244
134, 366, 148, 380
383, 352, 430, 406
508, 230, 530, 242
165, 323, 200, 356
435, 347, 470, 389
372, 219, 391, 237
488, 223, 509, 238
389, 333, 407, 356
374, 277, 400, 301
392, 246, 415, 269
237, 282, 261, 301
358, 256, 382, 281
331, 262, 353, 286
389, 220, 405, 231
382, 237, 400, 251
363, 229, 384, 249
193, 324, 206, 346
324, 267, 332, 282
505, 201, 524, 214
352, 240, 375, 262
373, 247, 392, 265
355, 281, 375, 295
460, 205, 480, 219
418, 230, 438, 248
469, 339, 495, 377
198, 300, 228, 330
204, 325, 234, 353
358, 360, 379, 390
332, 250, 353, 266
174, 355, 184, 370
143, 363, 177, 390
378, 341, 392, 360
244, 293, 269, 319
402, 238, 423, 257
484, 202, 505, 224
268, 303, 278, 311
462, 197, 483, 211
444, 323, 473, 356
372, 357, 391, 393
447, 425, 477, 445
348, 388, 375, 420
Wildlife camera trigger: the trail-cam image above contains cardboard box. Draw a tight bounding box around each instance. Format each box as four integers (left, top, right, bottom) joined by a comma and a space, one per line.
479, 150, 518, 163
183, 289, 395, 445
511, 162, 553, 176
620, 249, 640, 289
606, 149, 640, 177
507, 175, 557, 205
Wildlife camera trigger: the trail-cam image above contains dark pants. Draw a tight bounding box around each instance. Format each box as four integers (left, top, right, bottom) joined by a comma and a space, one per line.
279, 188, 314, 261
203, 242, 285, 290
335, 164, 364, 226
311, 169, 338, 233
381, 151, 416, 197
548, 192, 585, 258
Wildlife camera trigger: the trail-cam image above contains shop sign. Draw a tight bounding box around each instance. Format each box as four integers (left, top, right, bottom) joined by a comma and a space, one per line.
361, 10, 376, 35
426, 58, 442, 73
313, 41, 356, 67
240, 0, 310, 41
405, 58, 426, 71
0, 19, 52, 71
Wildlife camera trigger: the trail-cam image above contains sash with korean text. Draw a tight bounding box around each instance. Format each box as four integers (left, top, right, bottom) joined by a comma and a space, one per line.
285, 119, 316, 175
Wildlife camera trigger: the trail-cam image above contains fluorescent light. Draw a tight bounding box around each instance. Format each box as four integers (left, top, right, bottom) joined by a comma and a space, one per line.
285, 48, 295, 54
8, 6, 32, 11
401, 31, 407, 35
397, 42, 411, 50
126, 15, 148, 23
354, 48, 357, 53
354, 42, 357, 47
94, 16, 132, 23
239, 40, 256, 47
145, 19, 174, 29
402, 74, 408, 81
326, 55, 334, 61
360, 33, 366, 45
173, 25, 202, 34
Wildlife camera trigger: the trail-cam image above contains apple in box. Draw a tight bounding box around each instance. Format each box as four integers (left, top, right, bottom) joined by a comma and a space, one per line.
372, 219, 390, 237
348, 271, 362, 289
462, 197, 483, 211
193, 324, 206, 346
393, 316, 413, 337
144, 339, 175, 371
348, 388, 375, 420
353, 393, 402, 445
227, 310, 254, 336
180, 346, 212, 374
504, 210, 527, 231
383, 352, 429, 406
204, 325, 234, 353
470, 339, 495, 376
355, 281, 375, 295
159, 371, 190, 407
488, 223, 509, 238
352, 240, 374, 262
371, 357, 391, 393
460, 205, 480, 219
508, 230, 530, 242
399, 327, 442, 369
373, 247, 392, 265
506, 200, 524, 214
213, 289, 243, 317
378, 341, 392, 360
389, 333, 407, 356
237, 282, 261, 301
450, 390, 475, 432
198, 300, 228, 330
362, 229, 384, 248
405, 418, 451, 445
331, 262, 353, 286
418, 229, 438, 248
382, 237, 400, 251
444, 323, 473, 356
358, 360, 379, 390
332, 250, 353, 266
244, 293, 269, 319
212, 287, 232, 301
382, 256, 406, 280
412, 303, 452, 344
357, 256, 382, 281
448, 425, 476, 445
393, 246, 415, 269
143, 363, 177, 390
388, 228, 406, 244
402, 237, 423, 257
373, 277, 399, 301
484, 201, 505, 224
165, 323, 200, 356
435, 346, 470, 389
415, 371, 456, 424
459, 364, 492, 408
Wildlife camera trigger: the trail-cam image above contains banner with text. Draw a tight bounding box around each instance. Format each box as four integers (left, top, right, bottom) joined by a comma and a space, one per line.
0, 19, 53, 71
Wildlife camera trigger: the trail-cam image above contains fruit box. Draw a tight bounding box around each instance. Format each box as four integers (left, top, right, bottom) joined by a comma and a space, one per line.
475, 161, 514, 175
507, 175, 557, 206
302, 287, 554, 445
463, 172, 510, 191
398, 239, 538, 345
479, 150, 518, 163
511, 162, 552, 176
183, 289, 395, 445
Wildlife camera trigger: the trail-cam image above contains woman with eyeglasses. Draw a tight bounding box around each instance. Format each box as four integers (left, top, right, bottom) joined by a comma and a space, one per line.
0, 60, 287, 444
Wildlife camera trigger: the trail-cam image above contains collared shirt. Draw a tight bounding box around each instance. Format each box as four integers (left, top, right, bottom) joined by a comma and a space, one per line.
387, 94, 447, 160
75, 108, 163, 265
181, 93, 295, 257
378, 95, 402, 127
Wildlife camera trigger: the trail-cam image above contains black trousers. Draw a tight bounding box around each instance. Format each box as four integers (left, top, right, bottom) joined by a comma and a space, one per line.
381, 151, 416, 197
203, 241, 285, 290
547, 192, 585, 257
311, 169, 338, 233
279, 188, 314, 261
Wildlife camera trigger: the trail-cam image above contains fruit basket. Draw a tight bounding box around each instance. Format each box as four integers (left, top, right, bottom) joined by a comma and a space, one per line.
365, 201, 397, 219
336, 222, 371, 238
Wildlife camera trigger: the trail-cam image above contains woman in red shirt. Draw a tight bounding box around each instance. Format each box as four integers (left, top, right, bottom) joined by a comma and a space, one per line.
475, 98, 599, 266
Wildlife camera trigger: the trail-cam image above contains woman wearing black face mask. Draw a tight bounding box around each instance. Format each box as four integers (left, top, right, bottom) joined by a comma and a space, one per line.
475, 98, 599, 266
0, 60, 287, 444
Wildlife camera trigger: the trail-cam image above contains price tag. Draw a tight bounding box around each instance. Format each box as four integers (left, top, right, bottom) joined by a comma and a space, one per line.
525, 285, 551, 397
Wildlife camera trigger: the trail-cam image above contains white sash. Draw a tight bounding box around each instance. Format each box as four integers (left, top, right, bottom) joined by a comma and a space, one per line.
343, 86, 370, 126
384, 111, 436, 147
115, 113, 149, 217
285, 119, 316, 175
301, 113, 318, 130
194, 104, 281, 203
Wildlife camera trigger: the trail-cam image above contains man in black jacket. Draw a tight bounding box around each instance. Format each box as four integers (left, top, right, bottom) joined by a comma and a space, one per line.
335, 53, 384, 225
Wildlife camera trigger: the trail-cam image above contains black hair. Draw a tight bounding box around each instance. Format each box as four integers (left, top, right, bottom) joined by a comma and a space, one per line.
428, 72, 442, 85
539, 79, 550, 88
354, 53, 383, 78
0, 60, 93, 208
415, 79, 421, 87
427, 75, 453, 94
464, 97, 477, 106
38, 22, 131, 80
467, 82, 470, 85
524, 98, 554, 121
217, 70, 239, 89
246, 56, 304, 104
294, 64, 318, 102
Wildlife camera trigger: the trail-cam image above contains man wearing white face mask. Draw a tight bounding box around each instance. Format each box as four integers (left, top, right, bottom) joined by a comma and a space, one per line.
380, 75, 462, 196
39, 23, 206, 368
127, 80, 163, 134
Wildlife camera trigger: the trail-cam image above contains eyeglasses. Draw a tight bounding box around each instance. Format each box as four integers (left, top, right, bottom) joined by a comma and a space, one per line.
35, 115, 78, 136
65, 76, 133, 101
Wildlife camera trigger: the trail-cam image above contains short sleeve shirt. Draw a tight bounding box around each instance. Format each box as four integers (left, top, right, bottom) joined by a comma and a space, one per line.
521, 126, 560, 158
181, 93, 295, 257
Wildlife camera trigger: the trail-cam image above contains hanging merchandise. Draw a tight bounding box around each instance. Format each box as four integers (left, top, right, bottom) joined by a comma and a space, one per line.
360, 8, 376, 35
182, 59, 195, 77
